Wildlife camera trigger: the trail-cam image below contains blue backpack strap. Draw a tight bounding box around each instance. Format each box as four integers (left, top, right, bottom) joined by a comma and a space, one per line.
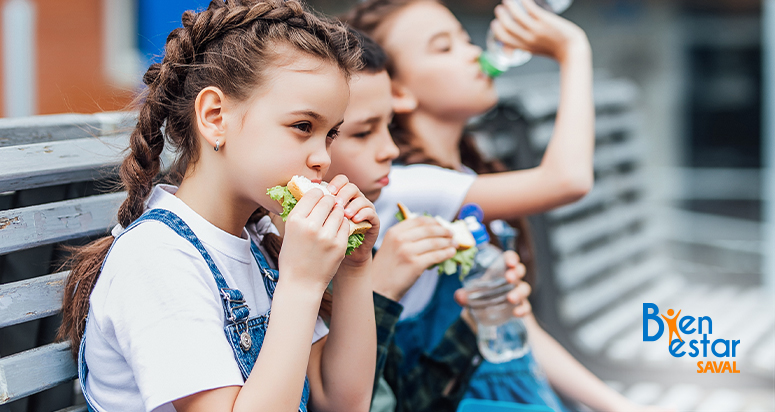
129, 209, 250, 323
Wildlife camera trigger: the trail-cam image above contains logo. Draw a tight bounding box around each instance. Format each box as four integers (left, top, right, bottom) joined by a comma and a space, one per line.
643, 303, 741, 374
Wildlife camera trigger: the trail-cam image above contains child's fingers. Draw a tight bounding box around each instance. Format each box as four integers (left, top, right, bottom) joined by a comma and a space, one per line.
326, 174, 350, 196
454, 288, 469, 307
409, 222, 454, 242
513, 298, 532, 318
411, 236, 457, 257
503, 250, 520, 267
504, 262, 527, 284
345, 195, 373, 221
305, 191, 337, 227
336, 183, 361, 213
287, 188, 325, 219
507, 281, 532, 305
321, 203, 346, 238
491, 20, 529, 51
520, 0, 547, 20
416, 246, 458, 268
352, 205, 380, 231
496, 3, 534, 37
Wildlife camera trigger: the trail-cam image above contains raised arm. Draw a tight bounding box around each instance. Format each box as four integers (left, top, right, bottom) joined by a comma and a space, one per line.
464, 0, 594, 220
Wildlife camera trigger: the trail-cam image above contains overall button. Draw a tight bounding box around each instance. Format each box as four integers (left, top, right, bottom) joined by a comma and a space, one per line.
240, 331, 252, 351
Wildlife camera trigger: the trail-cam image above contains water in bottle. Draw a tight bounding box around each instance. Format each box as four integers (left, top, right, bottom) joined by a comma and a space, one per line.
479, 0, 574, 77
458, 204, 529, 363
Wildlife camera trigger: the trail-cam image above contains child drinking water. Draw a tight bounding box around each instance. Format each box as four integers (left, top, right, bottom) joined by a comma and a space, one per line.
58, 1, 377, 411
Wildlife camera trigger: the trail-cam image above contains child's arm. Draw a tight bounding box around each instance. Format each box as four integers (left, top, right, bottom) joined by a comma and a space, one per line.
306, 176, 378, 412
524, 316, 675, 412
173, 189, 350, 412
464, 0, 594, 220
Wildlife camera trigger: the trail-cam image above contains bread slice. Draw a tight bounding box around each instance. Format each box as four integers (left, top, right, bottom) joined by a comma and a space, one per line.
286, 176, 372, 236
396, 202, 475, 250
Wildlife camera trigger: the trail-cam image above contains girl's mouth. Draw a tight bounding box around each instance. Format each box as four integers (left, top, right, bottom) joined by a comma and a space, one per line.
377, 175, 390, 186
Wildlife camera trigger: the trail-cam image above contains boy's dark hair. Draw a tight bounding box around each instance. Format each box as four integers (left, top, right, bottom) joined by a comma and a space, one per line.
350, 28, 387, 73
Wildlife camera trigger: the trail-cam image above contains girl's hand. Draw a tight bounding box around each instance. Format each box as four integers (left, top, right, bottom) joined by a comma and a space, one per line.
279, 187, 350, 291
491, 0, 589, 64
327, 174, 380, 268
372, 217, 458, 301
455, 250, 532, 321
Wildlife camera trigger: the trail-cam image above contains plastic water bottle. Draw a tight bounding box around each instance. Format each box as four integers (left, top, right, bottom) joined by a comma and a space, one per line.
479, 0, 574, 77
458, 204, 529, 363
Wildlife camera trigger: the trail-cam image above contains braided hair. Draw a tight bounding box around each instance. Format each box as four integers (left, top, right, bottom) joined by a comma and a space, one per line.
59, 0, 362, 357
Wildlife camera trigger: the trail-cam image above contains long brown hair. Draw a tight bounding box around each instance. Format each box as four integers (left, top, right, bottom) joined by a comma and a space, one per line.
59, 0, 361, 358
346, 0, 537, 286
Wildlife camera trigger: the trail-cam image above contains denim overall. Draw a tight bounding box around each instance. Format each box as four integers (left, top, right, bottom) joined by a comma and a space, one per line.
393, 272, 570, 412
78, 209, 310, 411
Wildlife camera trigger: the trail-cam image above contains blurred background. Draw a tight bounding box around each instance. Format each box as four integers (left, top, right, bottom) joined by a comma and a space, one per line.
0, 0, 773, 411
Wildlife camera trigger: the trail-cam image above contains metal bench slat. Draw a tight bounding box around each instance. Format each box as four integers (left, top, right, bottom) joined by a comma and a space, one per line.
529, 110, 641, 150
0, 112, 134, 148
54, 406, 88, 412
0, 135, 127, 193
0, 192, 125, 255
551, 201, 649, 255
0, 342, 77, 405
555, 226, 657, 290
549, 169, 646, 220
0, 272, 69, 328
594, 138, 643, 172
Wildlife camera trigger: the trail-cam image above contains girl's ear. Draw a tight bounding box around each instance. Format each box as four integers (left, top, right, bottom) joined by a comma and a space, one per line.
195, 86, 227, 150
391, 81, 418, 114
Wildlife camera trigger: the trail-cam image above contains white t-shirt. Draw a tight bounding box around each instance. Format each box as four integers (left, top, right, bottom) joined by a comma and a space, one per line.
374, 164, 476, 319
83, 185, 328, 412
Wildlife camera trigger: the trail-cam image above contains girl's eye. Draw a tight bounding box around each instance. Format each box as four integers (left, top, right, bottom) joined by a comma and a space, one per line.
327, 128, 340, 140
293, 122, 312, 133
353, 130, 371, 139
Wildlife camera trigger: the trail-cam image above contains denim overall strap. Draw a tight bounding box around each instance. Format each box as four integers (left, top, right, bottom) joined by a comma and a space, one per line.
250, 241, 278, 299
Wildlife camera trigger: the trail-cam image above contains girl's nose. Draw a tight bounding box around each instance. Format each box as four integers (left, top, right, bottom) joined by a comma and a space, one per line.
308, 144, 331, 172
466, 42, 483, 63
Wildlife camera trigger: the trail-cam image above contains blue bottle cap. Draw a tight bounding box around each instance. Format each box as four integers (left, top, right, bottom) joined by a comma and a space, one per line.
458, 203, 484, 222
458, 204, 489, 246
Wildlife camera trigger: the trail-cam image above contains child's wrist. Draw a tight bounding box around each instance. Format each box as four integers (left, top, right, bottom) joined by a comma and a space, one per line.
276, 275, 329, 299
557, 32, 591, 64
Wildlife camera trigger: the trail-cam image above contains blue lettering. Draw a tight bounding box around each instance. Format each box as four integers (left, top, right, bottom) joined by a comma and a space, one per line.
679, 316, 696, 334
689, 340, 699, 357
669, 339, 686, 357
701, 334, 711, 357
732, 340, 740, 357
712, 339, 730, 357
698, 316, 713, 334
643, 303, 663, 341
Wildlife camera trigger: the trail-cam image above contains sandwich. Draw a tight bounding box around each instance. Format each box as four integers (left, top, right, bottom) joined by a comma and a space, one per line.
395, 202, 478, 277
267, 176, 372, 255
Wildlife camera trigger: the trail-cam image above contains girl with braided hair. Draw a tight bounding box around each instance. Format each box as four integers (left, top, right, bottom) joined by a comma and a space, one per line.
58, 1, 377, 411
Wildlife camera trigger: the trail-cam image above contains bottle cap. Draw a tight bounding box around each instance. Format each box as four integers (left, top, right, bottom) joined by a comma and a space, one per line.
458, 204, 490, 246
458, 203, 484, 221
479, 53, 504, 78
